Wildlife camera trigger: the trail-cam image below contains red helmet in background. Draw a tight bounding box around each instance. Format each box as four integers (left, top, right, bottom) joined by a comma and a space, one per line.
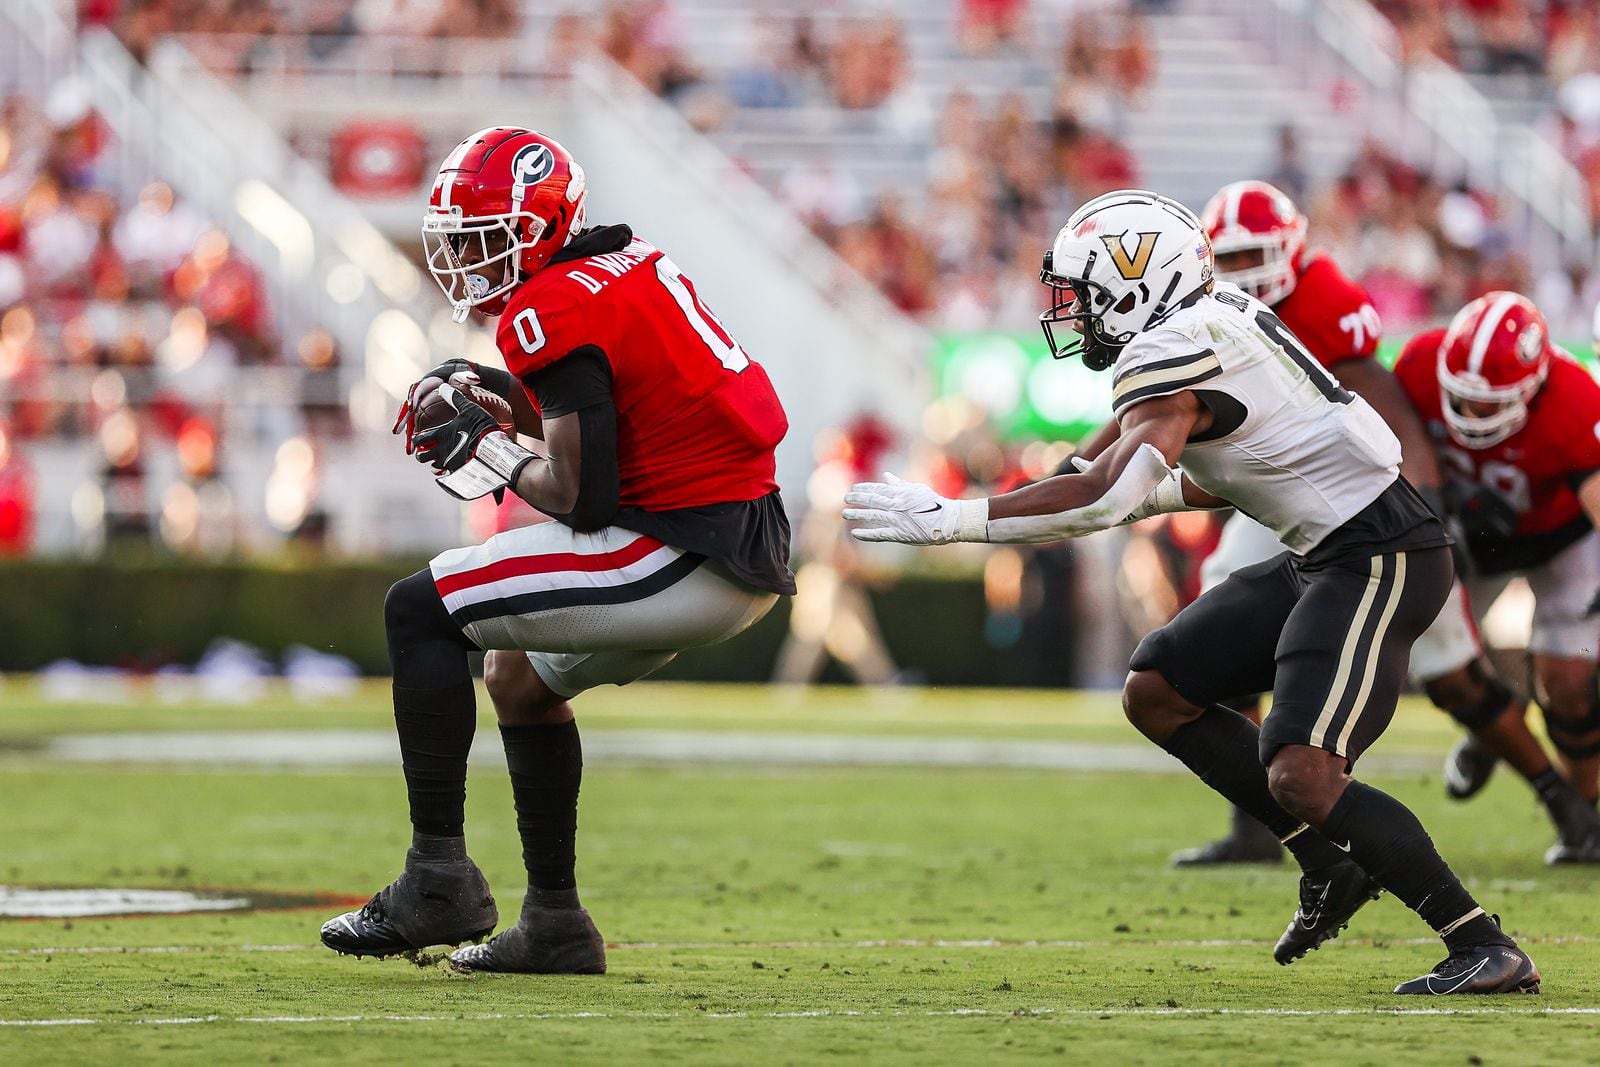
1199, 180, 1306, 306
1437, 291, 1554, 449
422, 127, 588, 322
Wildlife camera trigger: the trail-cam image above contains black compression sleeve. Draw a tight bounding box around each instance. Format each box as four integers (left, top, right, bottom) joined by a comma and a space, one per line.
525, 348, 619, 532
524, 346, 613, 418
471, 363, 516, 400
549, 402, 620, 532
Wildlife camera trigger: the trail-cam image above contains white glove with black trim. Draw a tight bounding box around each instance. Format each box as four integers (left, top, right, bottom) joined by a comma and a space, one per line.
842, 474, 990, 545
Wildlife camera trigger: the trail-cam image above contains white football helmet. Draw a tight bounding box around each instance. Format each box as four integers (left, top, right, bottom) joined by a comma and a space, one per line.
1040, 190, 1215, 370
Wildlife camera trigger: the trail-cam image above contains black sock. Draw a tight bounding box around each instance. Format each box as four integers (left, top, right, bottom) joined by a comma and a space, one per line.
502, 720, 584, 896
1163, 706, 1346, 871
393, 681, 477, 837
384, 570, 480, 839
1531, 768, 1567, 805
410, 830, 468, 863
1322, 780, 1510, 950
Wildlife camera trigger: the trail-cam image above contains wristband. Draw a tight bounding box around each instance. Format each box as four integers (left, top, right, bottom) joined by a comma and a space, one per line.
474, 430, 538, 483
956, 498, 990, 543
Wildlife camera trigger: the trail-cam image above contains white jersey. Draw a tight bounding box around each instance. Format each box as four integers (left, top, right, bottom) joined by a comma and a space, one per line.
1109, 282, 1400, 554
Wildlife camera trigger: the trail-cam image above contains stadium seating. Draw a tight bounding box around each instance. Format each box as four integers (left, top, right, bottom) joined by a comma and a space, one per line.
5, 0, 1597, 560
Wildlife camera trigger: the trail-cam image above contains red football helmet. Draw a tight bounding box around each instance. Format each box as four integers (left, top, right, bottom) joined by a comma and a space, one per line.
1199, 180, 1306, 306
1436, 291, 1553, 449
422, 127, 588, 322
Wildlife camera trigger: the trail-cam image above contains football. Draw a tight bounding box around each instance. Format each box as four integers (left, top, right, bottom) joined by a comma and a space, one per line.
414, 378, 516, 435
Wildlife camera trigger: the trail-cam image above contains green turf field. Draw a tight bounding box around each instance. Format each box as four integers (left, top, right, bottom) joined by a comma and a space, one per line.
3, 681, 1598, 1064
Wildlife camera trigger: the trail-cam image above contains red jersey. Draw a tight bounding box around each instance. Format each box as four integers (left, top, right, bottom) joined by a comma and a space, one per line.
1395, 328, 1600, 569
496, 234, 788, 512
1273, 254, 1382, 369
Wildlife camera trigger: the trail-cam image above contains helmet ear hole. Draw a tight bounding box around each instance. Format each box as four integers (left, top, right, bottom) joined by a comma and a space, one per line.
1114, 292, 1137, 314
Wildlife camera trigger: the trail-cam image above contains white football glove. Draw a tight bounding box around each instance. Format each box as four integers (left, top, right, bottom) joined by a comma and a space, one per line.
842, 474, 989, 545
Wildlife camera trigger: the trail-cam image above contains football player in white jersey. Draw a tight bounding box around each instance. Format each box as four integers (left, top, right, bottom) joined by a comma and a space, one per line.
844, 190, 1540, 995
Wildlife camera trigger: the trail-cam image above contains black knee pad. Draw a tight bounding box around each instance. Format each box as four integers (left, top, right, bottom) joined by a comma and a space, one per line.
1544, 699, 1600, 760
385, 570, 459, 643
1127, 628, 1171, 677
1425, 660, 1515, 730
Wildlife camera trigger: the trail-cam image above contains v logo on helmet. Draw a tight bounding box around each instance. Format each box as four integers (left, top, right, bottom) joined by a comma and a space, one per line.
1101, 231, 1160, 280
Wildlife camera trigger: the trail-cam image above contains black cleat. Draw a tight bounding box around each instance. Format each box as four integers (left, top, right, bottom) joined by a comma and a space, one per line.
1545, 837, 1600, 864
1443, 734, 1499, 801
321, 855, 498, 958
1542, 781, 1600, 864
1172, 807, 1283, 866
1394, 940, 1540, 995
449, 896, 607, 975
1273, 859, 1382, 965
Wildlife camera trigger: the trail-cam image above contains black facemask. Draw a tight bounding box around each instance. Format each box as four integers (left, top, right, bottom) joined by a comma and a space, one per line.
1038, 259, 1126, 372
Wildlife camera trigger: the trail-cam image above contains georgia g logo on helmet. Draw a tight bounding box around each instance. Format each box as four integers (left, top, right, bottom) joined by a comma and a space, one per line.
510, 143, 555, 188
1516, 322, 1545, 365
421, 128, 588, 323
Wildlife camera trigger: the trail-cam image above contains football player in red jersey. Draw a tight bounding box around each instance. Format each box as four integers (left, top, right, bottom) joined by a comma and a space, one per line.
1079, 181, 1452, 865
321, 128, 796, 971
1394, 293, 1600, 863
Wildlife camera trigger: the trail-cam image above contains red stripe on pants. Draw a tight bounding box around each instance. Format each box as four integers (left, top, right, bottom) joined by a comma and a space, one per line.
434, 534, 667, 598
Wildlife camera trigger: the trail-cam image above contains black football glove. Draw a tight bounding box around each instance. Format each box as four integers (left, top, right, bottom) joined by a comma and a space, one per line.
413, 385, 502, 473
1443, 514, 1475, 581
1445, 484, 1519, 540
393, 360, 476, 455
392, 360, 518, 454
412, 384, 540, 501
1419, 485, 1473, 579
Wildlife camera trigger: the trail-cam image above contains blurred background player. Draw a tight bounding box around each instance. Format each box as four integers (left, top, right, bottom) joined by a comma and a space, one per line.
1081, 180, 1446, 866
321, 128, 795, 973
1393, 292, 1600, 864
773, 416, 900, 686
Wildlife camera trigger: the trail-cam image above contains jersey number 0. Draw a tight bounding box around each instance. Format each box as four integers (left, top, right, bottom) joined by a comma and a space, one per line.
511, 257, 751, 374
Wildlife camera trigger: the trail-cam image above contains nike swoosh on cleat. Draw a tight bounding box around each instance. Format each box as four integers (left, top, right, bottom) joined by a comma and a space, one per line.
1425, 957, 1489, 995
1302, 882, 1335, 926
1332, 840, 1352, 853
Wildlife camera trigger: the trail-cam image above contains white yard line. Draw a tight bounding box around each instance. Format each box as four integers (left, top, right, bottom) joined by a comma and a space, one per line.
5, 934, 1597, 956
4, 1007, 1599, 1027
42, 729, 1441, 775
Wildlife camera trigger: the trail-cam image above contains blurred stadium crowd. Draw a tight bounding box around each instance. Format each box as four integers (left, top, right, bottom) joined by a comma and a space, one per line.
3, 0, 1599, 681
0, 84, 349, 557
75, 0, 1600, 337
